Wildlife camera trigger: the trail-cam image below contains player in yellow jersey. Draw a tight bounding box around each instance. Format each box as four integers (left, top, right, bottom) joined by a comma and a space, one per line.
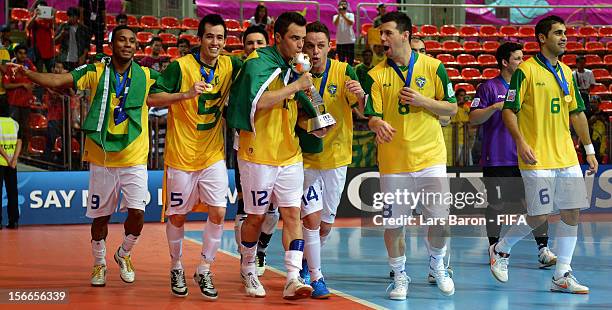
147, 14, 242, 300
228, 12, 331, 299
490, 15, 597, 294
364, 12, 458, 299
15, 25, 180, 287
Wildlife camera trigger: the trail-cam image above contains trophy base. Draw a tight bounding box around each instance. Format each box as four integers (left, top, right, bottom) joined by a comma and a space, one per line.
307, 113, 336, 133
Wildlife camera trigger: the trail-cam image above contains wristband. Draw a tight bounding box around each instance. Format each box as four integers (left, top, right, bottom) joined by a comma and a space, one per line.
584, 144, 595, 155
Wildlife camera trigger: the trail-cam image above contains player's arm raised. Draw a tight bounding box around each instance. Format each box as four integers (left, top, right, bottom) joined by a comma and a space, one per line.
19, 64, 74, 88
256, 72, 313, 110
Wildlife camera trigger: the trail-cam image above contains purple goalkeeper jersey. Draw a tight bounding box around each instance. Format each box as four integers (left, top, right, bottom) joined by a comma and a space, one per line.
470, 75, 518, 167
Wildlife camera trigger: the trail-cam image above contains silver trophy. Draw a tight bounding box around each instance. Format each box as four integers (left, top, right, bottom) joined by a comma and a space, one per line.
291, 53, 336, 133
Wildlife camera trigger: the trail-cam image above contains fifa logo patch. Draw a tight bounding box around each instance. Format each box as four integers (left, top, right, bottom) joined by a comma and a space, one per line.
506, 89, 516, 102
415, 76, 427, 89
471, 97, 480, 107
328, 84, 337, 96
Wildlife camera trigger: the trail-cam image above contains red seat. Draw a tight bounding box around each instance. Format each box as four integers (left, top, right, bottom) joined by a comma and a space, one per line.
565, 26, 578, 40
454, 83, 476, 94
225, 35, 243, 49
179, 34, 200, 46
463, 41, 482, 53
158, 33, 177, 45
585, 54, 603, 67
436, 54, 456, 66
167, 46, 180, 58
482, 68, 500, 79
361, 23, 372, 37
456, 54, 477, 66
599, 26, 612, 38
479, 25, 499, 38
11, 8, 29, 22
182, 17, 199, 31
517, 26, 535, 38
411, 25, 420, 37
604, 54, 612, 65
424, 40, 442, 53
446, 67, 461, 80
561, 54, 577, 66
592, 68, 612, 83
106, 15, 117, 28
585, 41, 605, 53
136, 31, 153, 45
499, 25, 518, 37
53, 137, 81, 155
565, 41, 584, 53
225, 19, 242, 33
440, 25, 459, 37
242, 20, 250, 30
55, 11, 68, 24
482, 41, 500, 53
523, 41, 539, 53
161, 16, 180, 30
442, 40, 462, 53
127, 15, 139, 28
461, 68, 482, 80
578, 26, 598, 38
144, 46, 167, 57
140, 15, 160, 29
28, 113, 48, 129
103, 44, 112, 55
590, 83, 609, 96
28, 136, 47, 155
459, 25, 479, 38
420, 24, 439, 37
477, 54, 497, 67
134, 47, 145, 58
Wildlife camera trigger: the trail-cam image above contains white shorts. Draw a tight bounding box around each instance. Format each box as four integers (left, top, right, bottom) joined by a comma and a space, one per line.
380, 165, 450, 229
301, 166, 348, 223
165, 160, 228, 216
86, 164, 148, 218
520, 165, 589, 216
238, 159, 303, 215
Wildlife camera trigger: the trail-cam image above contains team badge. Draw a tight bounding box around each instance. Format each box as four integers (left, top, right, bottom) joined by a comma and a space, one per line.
506, 89, 516, 102
471, 98, 480, 107
415, 76, 427, 89
327, 84, 337, 95
447, 83, 455, 97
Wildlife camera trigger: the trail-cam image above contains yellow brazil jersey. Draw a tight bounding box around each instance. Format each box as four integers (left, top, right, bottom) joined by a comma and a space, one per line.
364, 51, 456, 174
71, 62, 158, 167
152, 54, 242, 171
503, 55, 584, 170
0, 48, 11, 95
304, 59, 358, 170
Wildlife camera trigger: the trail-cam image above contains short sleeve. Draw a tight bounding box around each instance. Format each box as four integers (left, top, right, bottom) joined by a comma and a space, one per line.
344, 65, 359, 107
503, 68, 526, 113
70, 64, 97, 91
150, 60, 182, 94
363, 72, 382, 117
435, 62, 456, 103
470, 82, 490, 112
230, 55, 243, 80
569, 71, 585, 114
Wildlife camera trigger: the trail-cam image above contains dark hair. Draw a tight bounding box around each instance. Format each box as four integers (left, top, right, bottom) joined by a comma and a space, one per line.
177, 38, 190, 47
150, 37, 162, 45
456, 88, 466, 95
0, 103, 9, 117
242, 25, 269, 44
67, 7, 79, 17
496, 42, 523, 69
380, 11, 412, 37
37, 1, 48, 6
274, 12, 307, 38
535, 15, 565, 44
306, 21, 330, 42
576, 55, 586, 63
116, 14, 128, 23
198, 14, 226, 39
362, 49, 373, 56
110, 25, 135, 44
254, 4, 268, 25
14, 44, 27, 53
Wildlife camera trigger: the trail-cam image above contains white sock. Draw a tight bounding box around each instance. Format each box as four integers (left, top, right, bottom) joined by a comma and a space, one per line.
234, 214, 246, 248
303, 226, 322, 282
320, 233, 330, 247
118, 234, 139, 257
389, 255, 406, 277
429, 245, 447, 270
285, 250, 303, 282
240, 242, 257, 275
261, 210, 280, 235
166, 221, 184, 270
554, 221, 578, 279
198, 221, 223, 274
92, 239, 106, 266
496, 222, 534, 254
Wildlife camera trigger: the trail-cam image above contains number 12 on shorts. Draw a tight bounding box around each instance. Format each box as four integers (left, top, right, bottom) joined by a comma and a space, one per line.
251, 191, 270, 207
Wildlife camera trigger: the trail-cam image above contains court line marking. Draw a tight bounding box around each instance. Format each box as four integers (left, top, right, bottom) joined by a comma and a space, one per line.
184, 234, 387, 310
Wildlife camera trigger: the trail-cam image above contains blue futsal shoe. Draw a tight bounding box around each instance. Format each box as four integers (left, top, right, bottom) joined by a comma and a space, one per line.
299, 260, 310, 284
310, 278, 331, 299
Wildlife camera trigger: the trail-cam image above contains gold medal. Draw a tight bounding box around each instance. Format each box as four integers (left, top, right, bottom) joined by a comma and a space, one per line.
204, 83, 213, 92
564, 95, 572, 103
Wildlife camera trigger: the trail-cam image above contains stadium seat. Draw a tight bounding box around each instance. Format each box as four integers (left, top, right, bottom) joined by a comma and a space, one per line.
88, 44, 96, 56
179, 34, 200, 46
144, 46, 167, 56
10, 8, 29, 22
55, 11, 68, 24
585, 41, 605, 53
442, 40, 462, 53
578, 26, 598, 38
361, 23, 372, 37
140, 16, 160, 29
225, 35, 243, 49
604, 54, 612, 66
446, 67, 461, 80
461, 68, 482, 80
182, 17, 199, 31
161, 16, 180, 30
592, 68, 612, 83
136, 31, 153, 45
477, 54, 497, 67
499, 25, 518, 37
134, 47, 145, 58
459, 25, 479, 38
517, 26, 535, 39
232, 49, 244, 57
424, 40, 442, 53
103, 44, 112, 55
482, 68, 500, 79
436, 54, 456, 66
599, 26, 612, 38
159, 32, 177, 45
456, 54, 477, 66
565, 41, 584, 53
225, 19, 242, 34
565, 26, 578, 40
585, 54, 603, 67
482, 41, 500, 53
600, 102, 612, 113
523, 41, 539, 53
420, 24, 439, 37
561, 54, 577, 66
53, 137, 81, 155
28, 136, 47, 155
127, 15, 139, 28
440, 25, 459, 37
106, 15, 117, 28
590, 83, 609, 96
167, 46, 180, 58
28, 113, 48, 130
454, 83, 476, 94
242, 20, 250, 30
463, 41, 482, 53
479, 25, 499, 38
412, 25, 420, 37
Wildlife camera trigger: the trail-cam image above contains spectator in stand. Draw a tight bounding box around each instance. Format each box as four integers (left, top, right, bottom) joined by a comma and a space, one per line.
573, 55, 595, 118
139, 37, 167, 72
0, 102, 22, 229
78, 0, 106, 53
373, 3, 386, 27
443, 88, 470, 166
410, 38, 426, 54
1, 25, 12, 49
107, 13, 128, 43
0, 33, 10, 116
333, 0, 356, 65
177, 38, 190, 57
248, 3, 274, 33
588, 97, 607, 163
355, 48, 373, 86
149, 107, 167, 169
26, 1, 55, 73
44, 62, 73, 161
55, 7, 90, 71
2, 44, 36, 141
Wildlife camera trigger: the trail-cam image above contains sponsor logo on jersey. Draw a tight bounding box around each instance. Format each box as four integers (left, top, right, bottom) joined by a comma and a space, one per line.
506, 89, 516, 102
536, 82, 546, 87
471, 97, 481, 107
447, 83, 455, 97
